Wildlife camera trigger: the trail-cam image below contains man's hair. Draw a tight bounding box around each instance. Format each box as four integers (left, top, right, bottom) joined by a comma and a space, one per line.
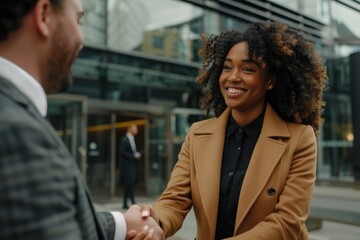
0, 0, 62, 41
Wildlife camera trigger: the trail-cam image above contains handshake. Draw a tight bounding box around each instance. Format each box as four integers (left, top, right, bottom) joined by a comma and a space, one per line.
123, 204, 164, 240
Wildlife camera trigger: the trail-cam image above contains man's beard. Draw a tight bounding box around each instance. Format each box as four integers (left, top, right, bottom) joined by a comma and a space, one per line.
46, 59, 73, 94
45, 31, 77, 94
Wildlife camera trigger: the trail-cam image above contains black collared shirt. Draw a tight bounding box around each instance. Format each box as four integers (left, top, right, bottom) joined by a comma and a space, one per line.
215, 109, 265, 239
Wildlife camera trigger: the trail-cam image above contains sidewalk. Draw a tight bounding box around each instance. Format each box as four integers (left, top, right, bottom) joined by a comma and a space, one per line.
308, 185, 360, 240
94, 185, 360, 240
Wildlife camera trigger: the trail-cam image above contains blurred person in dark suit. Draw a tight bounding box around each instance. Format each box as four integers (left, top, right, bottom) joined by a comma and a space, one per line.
0, 0, 163, 239
120, 124, 141, 209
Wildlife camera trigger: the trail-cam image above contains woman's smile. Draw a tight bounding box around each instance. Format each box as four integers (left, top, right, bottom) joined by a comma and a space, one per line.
225, 87, 246, 96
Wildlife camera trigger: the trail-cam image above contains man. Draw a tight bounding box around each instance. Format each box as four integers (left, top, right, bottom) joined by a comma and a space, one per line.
0, 0, 163, 239
120, 124, 141, 209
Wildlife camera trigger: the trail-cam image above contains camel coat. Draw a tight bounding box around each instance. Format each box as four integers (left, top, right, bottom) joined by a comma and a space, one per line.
153, 103, 317, 240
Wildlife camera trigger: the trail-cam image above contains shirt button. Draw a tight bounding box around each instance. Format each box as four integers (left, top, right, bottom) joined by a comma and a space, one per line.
267, 188, 276, 196
229, 172, 234, 177
237, 147, 241, 151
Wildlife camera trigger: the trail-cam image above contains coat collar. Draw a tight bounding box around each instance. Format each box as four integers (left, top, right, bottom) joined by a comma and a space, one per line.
193, 103, 290, 137
192, 103, 290, 236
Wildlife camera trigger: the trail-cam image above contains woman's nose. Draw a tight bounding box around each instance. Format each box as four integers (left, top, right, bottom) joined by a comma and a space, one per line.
228, 71, 241, 82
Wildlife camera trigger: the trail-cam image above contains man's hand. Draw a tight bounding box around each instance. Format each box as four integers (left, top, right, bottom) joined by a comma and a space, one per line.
124, 205, 164, 240
134, 152, 141, 159
126, 225, 154, 240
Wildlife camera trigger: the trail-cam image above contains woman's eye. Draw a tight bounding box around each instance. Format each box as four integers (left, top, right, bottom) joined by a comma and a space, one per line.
223, 65, 232, 71
242, 66, 255, 72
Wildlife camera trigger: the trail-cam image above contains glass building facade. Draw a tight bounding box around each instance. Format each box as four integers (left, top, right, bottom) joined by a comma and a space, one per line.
48, 0, 360, 197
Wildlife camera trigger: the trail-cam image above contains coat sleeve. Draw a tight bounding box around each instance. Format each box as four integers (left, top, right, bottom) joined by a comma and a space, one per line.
153, 127, 194, 237
227, 125, 317, 240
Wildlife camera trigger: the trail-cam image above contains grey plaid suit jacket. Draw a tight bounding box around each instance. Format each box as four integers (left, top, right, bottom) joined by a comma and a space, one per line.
0, 76, 116, 240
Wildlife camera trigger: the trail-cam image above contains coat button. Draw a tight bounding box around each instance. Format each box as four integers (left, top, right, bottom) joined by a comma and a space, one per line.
267, 188, 276, 196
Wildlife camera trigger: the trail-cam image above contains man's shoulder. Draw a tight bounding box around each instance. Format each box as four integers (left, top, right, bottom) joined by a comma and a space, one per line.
121, 134, 129, 141
120, 134, 130, 146
0, 92, 31, 127
0, 92, 49, 141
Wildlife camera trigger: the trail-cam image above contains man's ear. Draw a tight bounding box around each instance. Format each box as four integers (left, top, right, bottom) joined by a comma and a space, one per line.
33, 0, 53, 38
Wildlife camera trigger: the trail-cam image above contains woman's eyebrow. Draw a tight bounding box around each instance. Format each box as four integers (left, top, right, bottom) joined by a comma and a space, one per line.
242, 59, 261, 67
224, 58, 261, 68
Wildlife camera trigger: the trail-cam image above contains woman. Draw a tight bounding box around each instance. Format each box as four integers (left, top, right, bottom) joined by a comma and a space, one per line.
152, 21, 328, 239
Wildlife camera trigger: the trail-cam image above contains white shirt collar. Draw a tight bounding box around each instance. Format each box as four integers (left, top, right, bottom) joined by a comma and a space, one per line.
126, 132, 136, 152
126, 132, 134, 140
0, 57, 47, 117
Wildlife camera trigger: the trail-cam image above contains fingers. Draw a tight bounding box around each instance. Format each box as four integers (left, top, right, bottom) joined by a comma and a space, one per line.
141, 205, 151, 218
126, 225, 155, 240
126, 229, 137, 239
129, 204, 155, 221
140, 204, 159, 224
143, 225, 155, 240
124, 204, 163, 239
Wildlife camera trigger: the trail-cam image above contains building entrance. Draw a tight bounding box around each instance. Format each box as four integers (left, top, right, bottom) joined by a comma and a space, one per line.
47, 95, 211, 198
86, 109, 147, 198
47, 95, 159, 198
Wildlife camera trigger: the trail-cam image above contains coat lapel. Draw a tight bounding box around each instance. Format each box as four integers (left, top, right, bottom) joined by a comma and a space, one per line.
193, 108, 231, 236
235, 104, 290, 230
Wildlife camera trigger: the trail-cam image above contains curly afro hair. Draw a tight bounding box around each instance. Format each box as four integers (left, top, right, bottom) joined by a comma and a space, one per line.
0, 0, 62, 41
197, 21, 328, 133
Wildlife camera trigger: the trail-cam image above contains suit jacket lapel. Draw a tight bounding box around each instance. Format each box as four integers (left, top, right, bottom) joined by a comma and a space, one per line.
0, 76, 43, 120
193, 108, 231, 236
235, 103, 290, 230
1, 76, 107, 239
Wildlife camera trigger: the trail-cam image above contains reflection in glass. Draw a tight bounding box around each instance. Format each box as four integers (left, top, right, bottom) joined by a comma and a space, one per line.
321, 92, 353, 178
331, 0, 360, 57
81, 0, 107, 46
148, 118, 168, 195
270, 0, 330, 23
81, 0, 251, 64
302, 0, 330, 23
270, 0, 298, 10
87, 114, 112, 196
107, 0, 203, 62
171, 108, 208, 170
331, 1, 360, 39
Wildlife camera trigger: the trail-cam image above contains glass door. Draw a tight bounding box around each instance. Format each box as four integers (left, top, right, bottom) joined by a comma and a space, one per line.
169, 108, 208, 177
86, 107, 149, 198
86, 113, 114, 197
47, 94, 87, 177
